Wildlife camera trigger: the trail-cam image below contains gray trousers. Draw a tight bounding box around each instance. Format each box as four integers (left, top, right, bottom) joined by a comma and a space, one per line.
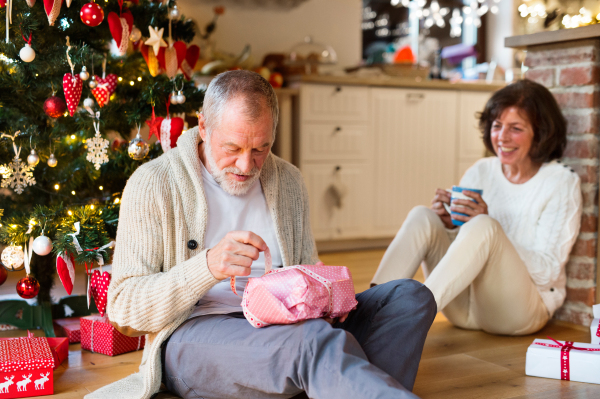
161, 279, 436, 399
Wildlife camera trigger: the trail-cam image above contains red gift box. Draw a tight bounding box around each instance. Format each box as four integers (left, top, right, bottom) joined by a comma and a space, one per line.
46, 338, 68, 370
53, 317, 81, 343
80, 315, 145, 356
0, 334, 54, 398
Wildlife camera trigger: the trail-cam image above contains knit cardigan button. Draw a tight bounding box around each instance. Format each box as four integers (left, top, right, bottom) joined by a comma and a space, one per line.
187, 240, 198, 250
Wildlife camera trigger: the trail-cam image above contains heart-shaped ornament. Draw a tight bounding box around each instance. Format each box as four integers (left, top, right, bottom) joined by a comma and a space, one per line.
107, 10, 133, 55
90, 269, 111, 316
56, 252, 75, 295
43, 0, 62, 25
160, 116, 184, 152
91, 74, 118, 107
181, 45, 200, 80
140, 43, 162, 77
63, 73, 83, 116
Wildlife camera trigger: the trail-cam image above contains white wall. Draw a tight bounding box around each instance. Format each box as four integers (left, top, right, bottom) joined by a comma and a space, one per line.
177, 0, 363, 69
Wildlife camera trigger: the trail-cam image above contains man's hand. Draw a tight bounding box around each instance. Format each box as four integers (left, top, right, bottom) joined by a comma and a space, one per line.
324, 313, 350, 324
207, 231, 267, 281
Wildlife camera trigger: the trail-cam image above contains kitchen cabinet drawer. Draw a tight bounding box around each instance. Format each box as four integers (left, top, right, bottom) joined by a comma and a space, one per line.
302, 162, 373, 240
300, 123, 371, 162
301, 84, 369, 122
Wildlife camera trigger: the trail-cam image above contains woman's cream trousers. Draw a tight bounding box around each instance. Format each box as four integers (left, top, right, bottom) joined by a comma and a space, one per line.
372, 206, 549, 335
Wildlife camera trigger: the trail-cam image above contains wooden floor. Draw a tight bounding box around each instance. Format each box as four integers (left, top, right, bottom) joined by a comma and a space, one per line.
4, 249, 600, 398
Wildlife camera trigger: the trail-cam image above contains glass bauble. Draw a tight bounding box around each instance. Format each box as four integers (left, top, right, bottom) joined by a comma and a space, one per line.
130, 27, 142, 42
80, 66, 90, 80
16, 275, 40, 299
48, 153, 58, 167
44, 96, 67, 118
0, 264, 7, 286
1, 246, 25, 271
27, 149, 40, 166
32, 235, 53, 256
128, 133, 150, 160
19, 44, 36, 62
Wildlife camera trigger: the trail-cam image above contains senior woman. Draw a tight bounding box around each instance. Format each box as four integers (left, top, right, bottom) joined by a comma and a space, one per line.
371, 79, 582, 335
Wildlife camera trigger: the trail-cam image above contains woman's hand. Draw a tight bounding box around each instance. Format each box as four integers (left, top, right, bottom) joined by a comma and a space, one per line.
431, 188, 454, 229
450, 190, 488, 223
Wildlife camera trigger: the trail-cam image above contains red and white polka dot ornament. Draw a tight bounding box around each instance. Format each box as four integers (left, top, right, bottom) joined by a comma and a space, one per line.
91, 73, 117, 108
63, 73, 83, 116
90, 269, 111, 316
80, 2, 104, 27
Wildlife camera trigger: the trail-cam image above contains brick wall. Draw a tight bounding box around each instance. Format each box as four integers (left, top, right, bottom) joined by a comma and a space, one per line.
524, 39, 600, 325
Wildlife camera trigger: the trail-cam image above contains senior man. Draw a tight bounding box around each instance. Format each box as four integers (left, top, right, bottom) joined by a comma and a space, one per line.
85, 70, 436, 399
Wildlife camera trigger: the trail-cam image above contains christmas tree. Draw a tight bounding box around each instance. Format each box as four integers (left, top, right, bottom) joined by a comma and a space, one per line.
0, 0, 205, 332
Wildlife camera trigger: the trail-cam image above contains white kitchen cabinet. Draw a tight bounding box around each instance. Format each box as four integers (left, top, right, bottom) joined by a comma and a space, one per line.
371, 88, 459, 237
302, 162, 373, 240
299, 83, 493, 242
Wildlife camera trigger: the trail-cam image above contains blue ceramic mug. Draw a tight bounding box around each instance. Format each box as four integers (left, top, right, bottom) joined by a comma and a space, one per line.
445, 186, 484, 226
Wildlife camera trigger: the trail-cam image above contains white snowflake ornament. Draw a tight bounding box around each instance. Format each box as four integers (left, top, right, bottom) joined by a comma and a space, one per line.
1, 157, 36, 194
86, 116, 109, 170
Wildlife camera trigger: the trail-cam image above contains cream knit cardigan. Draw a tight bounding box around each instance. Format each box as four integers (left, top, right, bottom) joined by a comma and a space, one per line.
85, 127, 319, 399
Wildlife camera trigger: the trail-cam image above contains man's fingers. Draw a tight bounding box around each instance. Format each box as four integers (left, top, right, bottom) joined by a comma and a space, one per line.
222, 252, 254, 268
227, 231, 267, 251
222, 264, 252, 277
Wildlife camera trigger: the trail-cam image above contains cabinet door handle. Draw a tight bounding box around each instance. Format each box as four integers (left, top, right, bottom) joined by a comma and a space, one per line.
334, 126, 342, 133
335, 86, 342, 93
335, 165, 341, 172
406, 93, 425, 100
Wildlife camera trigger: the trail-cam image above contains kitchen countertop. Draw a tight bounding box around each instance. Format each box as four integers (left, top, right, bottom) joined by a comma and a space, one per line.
300, 74, 505, 92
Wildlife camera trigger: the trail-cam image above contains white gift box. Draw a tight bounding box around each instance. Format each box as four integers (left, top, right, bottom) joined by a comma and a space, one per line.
590, 304, 600, 345
526, 338, 600, 384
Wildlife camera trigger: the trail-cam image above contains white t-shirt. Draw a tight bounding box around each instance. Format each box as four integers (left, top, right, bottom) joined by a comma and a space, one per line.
188, 161, 283, 318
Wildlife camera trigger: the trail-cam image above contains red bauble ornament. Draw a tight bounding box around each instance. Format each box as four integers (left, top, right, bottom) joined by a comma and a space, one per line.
44, 96, 67, 118
16, 275, 40, 299
0, 264, 7, 286
80, 2, 104, 27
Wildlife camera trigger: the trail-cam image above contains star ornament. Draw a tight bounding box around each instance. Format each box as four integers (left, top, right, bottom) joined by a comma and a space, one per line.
146, 107, 162, 140
145, 26, 168, 56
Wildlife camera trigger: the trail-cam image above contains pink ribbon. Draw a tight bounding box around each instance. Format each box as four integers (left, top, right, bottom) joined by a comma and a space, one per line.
534, 336, 600, 380
230, 247, 272, 296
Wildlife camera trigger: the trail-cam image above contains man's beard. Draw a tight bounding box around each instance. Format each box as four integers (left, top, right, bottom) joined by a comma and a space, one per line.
204, 140, 261, 196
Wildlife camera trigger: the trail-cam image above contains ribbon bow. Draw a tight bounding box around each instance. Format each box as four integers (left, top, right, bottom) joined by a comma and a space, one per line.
68, 222, 83, 254
84, 241, 114, 266
22, 237, 33, 275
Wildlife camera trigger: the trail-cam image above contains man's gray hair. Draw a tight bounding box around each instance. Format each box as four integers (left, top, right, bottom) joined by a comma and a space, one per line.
202, 70, 279, 141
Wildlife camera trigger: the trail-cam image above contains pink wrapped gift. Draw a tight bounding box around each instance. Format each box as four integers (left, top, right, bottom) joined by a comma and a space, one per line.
232, 248, 358, 328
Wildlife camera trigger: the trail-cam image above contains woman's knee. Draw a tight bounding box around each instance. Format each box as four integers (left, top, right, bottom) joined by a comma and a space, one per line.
460, 214, 501, 235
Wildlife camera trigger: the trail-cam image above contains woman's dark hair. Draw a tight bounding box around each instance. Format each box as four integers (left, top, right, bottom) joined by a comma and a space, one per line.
478, 79, 567, 163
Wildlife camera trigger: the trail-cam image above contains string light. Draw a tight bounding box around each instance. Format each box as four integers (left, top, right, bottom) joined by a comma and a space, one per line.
99, 186, 104, 190
11, 224, 17, 228
118, 77, 123, 82
29, 220, 36, 225
54, 184, 60, 190
70, 134, 76, 140
114, 198, 120, 204
99, 210, 102, 215
129, 81, 134, 86
91, 205, 95, 210
71, 191, 76, 195
137, 77, 142, 81
0, 224, 3, 227
68, 210, 73, 216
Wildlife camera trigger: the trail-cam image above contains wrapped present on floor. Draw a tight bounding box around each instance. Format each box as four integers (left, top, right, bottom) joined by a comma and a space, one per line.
46, 338, 68, 369
53, 317, 81, 344
526, 338, 600, 384
591, 304, 600, 345
0, 332, 54, 398
80, 315, 145, 356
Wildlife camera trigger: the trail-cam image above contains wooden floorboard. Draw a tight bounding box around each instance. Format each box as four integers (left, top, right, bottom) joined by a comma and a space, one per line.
4, 249, 600, 398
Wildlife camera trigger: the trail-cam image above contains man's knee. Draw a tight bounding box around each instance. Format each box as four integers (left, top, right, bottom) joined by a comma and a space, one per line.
379, 279, 437, 319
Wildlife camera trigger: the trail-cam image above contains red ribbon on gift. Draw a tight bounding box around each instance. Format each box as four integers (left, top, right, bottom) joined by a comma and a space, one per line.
534, 337, 600, 380
596, 322, 600, 338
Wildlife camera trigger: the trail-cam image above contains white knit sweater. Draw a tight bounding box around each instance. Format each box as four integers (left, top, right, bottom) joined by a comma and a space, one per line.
456, 157, 582, 316
84, 127, 319, 399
